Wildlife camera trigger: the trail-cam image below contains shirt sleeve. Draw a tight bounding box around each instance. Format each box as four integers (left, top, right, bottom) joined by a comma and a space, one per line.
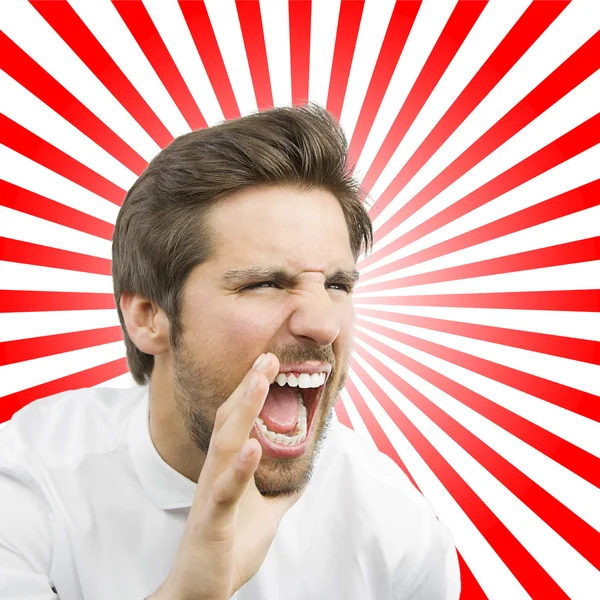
393, 512, 461, 600
0, 462, 58, 599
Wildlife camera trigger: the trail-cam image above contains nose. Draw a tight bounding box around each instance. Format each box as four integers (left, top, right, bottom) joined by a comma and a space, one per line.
287, 281, 341, 347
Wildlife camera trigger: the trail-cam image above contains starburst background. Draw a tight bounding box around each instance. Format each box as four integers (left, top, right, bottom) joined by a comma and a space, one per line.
1, 1, 599, 598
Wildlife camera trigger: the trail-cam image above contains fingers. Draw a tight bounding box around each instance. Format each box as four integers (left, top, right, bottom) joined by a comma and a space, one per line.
210, 353, 278, 458
212, 353, 280, 439
196, 353, 279, 492
195, 353, 278, 526
213, 353, 280, 432
207, 438, 263, 528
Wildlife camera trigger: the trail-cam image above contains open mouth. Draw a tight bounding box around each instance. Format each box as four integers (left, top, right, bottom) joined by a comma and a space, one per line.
253, 372, 330, 457
298, 382, 325, 434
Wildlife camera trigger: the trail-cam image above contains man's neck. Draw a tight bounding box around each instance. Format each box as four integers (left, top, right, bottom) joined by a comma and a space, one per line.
148, 379, 206, 484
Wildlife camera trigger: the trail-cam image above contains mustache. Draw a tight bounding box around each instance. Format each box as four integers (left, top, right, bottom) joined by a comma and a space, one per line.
269, 346, 335, 368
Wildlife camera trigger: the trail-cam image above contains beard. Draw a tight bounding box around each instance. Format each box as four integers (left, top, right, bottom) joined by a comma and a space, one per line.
171, 337, 349, 498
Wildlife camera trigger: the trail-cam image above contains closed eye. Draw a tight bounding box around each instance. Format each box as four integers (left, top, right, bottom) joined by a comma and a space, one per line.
242, 281, 352, 293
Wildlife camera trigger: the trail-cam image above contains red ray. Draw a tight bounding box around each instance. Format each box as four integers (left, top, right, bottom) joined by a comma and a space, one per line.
0, 238, 112, 276
354, 343, 600, 572
0, 181, 114, 241
356, 308, 600, 366
236, 0, 273, 110
351, 353, 570, 600
366, 31, 600, 247
0, 358, 128, 422
0, 326, 123, 366
361, 1, 568, 193
353, 290, 600, 312
361, 109, 600, 270
31, 0, 173, 148
360, 0, 487, 191
0, 291, 116, 313
360, 179, 600, 284
326, 0, 364, 120
289, 0, 311, 105
0, 115, 126, 205
114, 0, 207, 131
358, 237, 600, 294
0, 32, 147, 176
344, 375, 416, 486
179, 1, 240, 119
380, 345, 600, 491
355, 324, 600, 423
347, 1, 421, 167
458, 553, 488, 600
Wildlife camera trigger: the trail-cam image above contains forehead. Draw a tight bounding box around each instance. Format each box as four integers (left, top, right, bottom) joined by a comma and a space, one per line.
205, 186, 355, 270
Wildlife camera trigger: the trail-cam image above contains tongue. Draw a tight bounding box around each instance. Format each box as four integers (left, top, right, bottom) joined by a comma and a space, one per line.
259, 385, 299, 433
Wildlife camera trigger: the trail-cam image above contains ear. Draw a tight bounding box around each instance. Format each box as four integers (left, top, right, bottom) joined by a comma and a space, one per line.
119, 293, 171, 355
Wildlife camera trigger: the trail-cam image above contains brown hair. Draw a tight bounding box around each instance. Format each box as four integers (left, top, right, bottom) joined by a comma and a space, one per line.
112, 104, 373, 385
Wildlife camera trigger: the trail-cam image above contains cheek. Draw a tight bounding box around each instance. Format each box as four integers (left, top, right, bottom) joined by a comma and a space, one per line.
222, 305, 278, 345
335, 303, 356, 345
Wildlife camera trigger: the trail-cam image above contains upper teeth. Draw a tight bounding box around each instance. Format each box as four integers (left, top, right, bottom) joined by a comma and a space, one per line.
275, 371, 326, 388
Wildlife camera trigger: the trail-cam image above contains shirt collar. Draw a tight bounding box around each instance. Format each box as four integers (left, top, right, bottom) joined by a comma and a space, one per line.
128, 388, 196, 510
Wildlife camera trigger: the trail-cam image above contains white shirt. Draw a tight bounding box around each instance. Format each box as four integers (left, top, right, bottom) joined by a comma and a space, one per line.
0, 386, 460, 600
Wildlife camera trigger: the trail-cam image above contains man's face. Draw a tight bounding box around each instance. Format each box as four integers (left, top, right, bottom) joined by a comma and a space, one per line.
172, 185, 358, 497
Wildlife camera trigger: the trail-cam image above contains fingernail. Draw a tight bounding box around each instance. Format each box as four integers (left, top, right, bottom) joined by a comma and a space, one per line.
252, 353, 265, 369
254, 353, 271, 372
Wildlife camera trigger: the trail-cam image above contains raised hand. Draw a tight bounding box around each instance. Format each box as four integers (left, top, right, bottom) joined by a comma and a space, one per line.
150, 353, 304, 600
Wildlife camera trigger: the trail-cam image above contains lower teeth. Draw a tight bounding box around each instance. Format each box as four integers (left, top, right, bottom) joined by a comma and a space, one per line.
256, 391, 308, 446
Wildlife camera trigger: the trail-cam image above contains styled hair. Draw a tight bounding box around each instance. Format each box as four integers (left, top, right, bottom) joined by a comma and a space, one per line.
112, 104, 373, 385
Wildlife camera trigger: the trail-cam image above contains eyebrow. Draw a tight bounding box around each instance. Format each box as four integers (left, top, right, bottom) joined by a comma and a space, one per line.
221, 266, 361, 287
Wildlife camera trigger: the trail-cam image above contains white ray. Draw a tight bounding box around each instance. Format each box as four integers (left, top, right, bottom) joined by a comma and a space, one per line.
353, 0, 457, 176
356, 315, 600, 397
260, 0, 292, 106
364, 203, 600, 285
338, 387, 378, 450
95, 372, 140, 388
0, 341, 126, 399
0, 145, 120, 225
354, 340, 600, 599
360, 142, 600, 276
355, 333, 600, 532
338, 0, 396, 146
354, 305, 600, 343
361, 0, 529, 196
354, 324, 600, 459
204, 0, 257, 116
0, 71, 137, 191
351, 350, 531, 600
142, 0, 224, 126
355, 261, 600, 296
308, 0, 341, 108
0, 205, 111, 260
371, 63, 600, 255
372, 3, 600, 247
0, 0, 160, 162
0, 262, 114, 294
68, 0, 190, 138
0, 310, 119, 343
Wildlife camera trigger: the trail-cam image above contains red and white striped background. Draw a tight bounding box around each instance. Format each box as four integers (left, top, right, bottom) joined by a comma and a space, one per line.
1, 1, 599, 598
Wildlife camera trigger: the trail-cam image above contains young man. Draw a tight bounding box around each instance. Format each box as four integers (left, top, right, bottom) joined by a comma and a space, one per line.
0, 105, 460, 599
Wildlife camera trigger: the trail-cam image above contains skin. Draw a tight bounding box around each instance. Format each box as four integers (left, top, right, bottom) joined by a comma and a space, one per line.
120, 185, 359, 598
121, 184, 358, 498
